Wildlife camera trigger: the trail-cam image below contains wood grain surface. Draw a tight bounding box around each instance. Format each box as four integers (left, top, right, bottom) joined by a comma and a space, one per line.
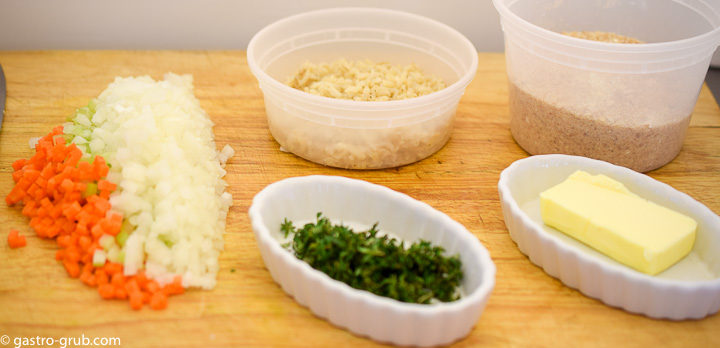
0, 51, 718, 348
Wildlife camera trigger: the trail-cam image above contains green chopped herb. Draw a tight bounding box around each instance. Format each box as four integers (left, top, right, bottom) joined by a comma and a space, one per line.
282, 213, 463, 304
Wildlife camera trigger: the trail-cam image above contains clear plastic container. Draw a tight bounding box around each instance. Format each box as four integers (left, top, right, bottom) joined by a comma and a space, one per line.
247, 8, 477, 169
493, 0, 720, 172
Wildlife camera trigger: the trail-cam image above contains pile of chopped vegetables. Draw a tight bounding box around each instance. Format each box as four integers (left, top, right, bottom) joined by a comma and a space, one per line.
281, 213, 463, 304
5, 73, 234, 310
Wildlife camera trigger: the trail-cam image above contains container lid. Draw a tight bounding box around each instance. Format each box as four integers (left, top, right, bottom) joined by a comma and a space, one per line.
493, 0, 720, 73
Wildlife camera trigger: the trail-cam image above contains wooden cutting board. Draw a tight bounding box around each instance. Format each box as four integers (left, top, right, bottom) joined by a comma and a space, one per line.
0, 51, 718, 348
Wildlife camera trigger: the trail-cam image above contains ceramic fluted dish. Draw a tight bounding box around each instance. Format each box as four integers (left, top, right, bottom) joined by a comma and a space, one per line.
498, 154, 720, 320
249, 175, 496, 346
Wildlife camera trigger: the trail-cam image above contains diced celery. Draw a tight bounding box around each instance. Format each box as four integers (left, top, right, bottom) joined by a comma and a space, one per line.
87, 99, 97, 112
159, 234, 174, 247
92, 249, 107, 267
76, 113, 92, 128
107, 246, 121, 263
83, 182, 98, 198
116, 225, 130, 247
89, 137, 105, 154
91, 110, 106, 126
76, 106, 90, 117
71, 136, 88, 145
62, 133, 74, 144
99, 234, 115, 250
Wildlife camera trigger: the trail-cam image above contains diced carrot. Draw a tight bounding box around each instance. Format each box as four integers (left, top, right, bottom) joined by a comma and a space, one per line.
129, 291, 144, 310
6, 126, 180, 310
90, 224, 104, 239
12, 170, 24, 182
98, 179, 116, 192
51, 125, 63, 135
162, 276, 185, 296
60, 178, 75, 193
40, 163, 54, 180
21, 200, 38, 217
45, 225, 60, 238
111, 272, 125, 287
74, 182, 87, 192
61, 220, 75, 234
113, 286, 128, 300
26, 183, 40, 198
78, 161, 94, 180
149, 291, 168, 310
63, 259, 80, 278
12, 159, 27, 171
64, 201, 82, 220
80, 271, 96, 287
78, 235, 92, 251
8, 230, 27, 248
17, 177, 32, 191
48, 206, 63, 219
103, 262, 121, 276
134, 271, 149, 288
145, 280, 161, 294
93, 198, 111, 215
57, 235, 71, 248
95, 269, 109, 286
64, 246, 81, 263
98, 284, 114, 299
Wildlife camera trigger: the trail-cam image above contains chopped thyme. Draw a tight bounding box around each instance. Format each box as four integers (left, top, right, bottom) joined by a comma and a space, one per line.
282, 213, 463, 304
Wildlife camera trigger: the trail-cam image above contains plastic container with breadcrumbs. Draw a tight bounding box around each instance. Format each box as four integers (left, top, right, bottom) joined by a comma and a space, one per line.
247, 8, 477, 169
493, 0, 720, 172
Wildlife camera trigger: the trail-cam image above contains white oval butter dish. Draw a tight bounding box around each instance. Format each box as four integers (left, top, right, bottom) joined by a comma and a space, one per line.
498, 155, 720, 320
249, 175, 496, 346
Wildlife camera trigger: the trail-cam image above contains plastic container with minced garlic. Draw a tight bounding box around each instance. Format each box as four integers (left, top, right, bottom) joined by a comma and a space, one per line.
247, 8, 478, 169
493, 0, 720, 172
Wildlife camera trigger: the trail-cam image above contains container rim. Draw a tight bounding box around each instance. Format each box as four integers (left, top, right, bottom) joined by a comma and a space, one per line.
246, 7, 479, 111
492, 0, 720, 54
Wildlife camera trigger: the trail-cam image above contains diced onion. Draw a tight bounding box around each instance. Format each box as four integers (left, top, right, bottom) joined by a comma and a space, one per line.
68, 73, 233, 289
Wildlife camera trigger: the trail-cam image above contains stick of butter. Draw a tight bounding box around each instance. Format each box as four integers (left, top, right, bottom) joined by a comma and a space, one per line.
540, 170, 697, 275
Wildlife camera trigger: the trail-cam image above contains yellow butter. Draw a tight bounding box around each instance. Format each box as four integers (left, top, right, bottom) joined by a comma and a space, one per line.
540, 170, 697, 275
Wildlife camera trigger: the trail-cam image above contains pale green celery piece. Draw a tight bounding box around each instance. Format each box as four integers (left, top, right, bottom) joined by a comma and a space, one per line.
87, 99, 97, 112
76, 106, 90, 116
92, 249, 107, 267
83, 182, 98, 198
89, 137, 105, 154
75, 113, 92, 128
106, 247, 119, 263
159, 234, 174, 247
61, 133, 74, 144
107, 246, 122, 263
76, 144, 89, 155
71, 136, 88, 145
79, 154, 98, 164
99, 234, 115, 250
70, 125, 92, 140
116, 225, 131, 247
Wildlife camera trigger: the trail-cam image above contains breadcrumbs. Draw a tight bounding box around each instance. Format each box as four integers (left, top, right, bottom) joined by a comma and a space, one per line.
562, 31, 644, 44
286, 59, 446, 101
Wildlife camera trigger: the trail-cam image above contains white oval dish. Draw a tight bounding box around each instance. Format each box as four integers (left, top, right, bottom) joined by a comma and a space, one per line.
249, 175, 496, 346
498, 154, 720, 320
